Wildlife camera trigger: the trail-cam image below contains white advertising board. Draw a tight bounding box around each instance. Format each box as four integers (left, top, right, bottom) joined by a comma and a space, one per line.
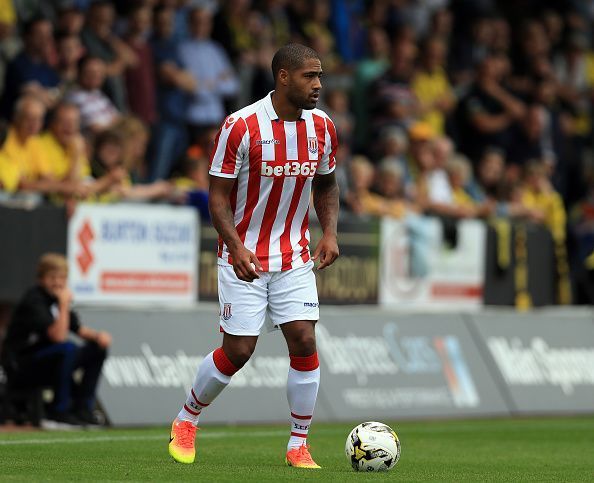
68, 203, 198, 304
379, 217, 486, 308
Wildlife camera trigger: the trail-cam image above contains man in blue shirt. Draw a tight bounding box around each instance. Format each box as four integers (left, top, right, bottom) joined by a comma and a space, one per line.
1, 17, 60, 119
177, 7, 239, 143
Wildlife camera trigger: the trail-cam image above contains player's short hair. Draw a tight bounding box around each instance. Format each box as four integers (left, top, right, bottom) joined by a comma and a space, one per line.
271, 43, 320, 81
37, 253, 68, 278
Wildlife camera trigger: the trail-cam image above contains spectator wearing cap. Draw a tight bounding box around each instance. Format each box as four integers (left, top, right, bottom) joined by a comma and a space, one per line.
1, 17, 60, 119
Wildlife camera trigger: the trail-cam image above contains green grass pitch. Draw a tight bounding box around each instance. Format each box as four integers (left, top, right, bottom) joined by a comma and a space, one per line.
0, 416, 593, 481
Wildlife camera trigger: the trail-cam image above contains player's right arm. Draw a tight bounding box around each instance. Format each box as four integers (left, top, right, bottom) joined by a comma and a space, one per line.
209, 176, 262, 282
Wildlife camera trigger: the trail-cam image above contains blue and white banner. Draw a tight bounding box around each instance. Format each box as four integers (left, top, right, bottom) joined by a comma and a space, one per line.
68, 203, 199, 305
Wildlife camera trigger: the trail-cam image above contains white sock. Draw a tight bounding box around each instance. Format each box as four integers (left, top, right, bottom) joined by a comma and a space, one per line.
177, 348, 238, 425
286, 353, 320, 450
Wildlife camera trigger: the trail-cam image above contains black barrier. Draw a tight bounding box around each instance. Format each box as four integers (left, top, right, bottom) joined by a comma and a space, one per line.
0, 205, 563, 307
483, 222, 556, 307
0, 205, 68, 303
198, 218, 381, 305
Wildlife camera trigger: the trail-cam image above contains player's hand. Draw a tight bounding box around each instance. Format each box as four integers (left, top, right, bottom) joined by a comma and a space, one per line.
231, 246, 263, 282
312, 234, 339, 270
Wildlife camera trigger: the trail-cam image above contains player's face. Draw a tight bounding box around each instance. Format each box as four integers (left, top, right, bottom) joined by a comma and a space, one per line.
286, 58, 322, 110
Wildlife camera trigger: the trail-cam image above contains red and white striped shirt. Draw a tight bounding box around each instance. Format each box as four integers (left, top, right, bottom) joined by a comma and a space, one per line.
209, 92, 338, 272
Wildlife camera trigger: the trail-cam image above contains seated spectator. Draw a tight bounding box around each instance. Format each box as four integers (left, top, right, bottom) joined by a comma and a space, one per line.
66, 55, 120, 133
1, 17, 60, 119
446, 155, 486, 216
0, 95, 52, 193
521, 160, 566, 242
0, 253, 111, 426
39, 102, 89, 186
467, 147, 540, 221
346, 155, 407, 218
171, 149, 210, 220
374, 126, 408, 164
91, 121, 171, 203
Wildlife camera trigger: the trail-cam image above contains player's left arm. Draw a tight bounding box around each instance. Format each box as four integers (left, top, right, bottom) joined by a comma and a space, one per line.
312, 171, 339, 270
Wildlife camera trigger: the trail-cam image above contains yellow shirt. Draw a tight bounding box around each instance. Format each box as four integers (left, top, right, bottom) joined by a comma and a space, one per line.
452, 187, 474, 207
0, 128, 50, 185
38, 132, 91, 181
412, 67, 453, 135
0, 0, 16, 25
521, 188, 566, 242
0, 150, 19, 192
359, 191, 406, 219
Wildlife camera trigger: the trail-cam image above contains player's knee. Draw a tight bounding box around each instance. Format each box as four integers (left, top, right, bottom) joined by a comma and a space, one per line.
290, 332, 316, 355
227, 344, 255, 368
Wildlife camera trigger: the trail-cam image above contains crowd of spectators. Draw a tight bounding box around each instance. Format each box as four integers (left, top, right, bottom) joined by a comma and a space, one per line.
0, 0, 593, 301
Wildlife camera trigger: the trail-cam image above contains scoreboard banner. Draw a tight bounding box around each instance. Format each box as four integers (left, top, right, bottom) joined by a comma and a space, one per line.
68, 203, 199, 305
468, 312, 594, 414
379, 217, 486, 309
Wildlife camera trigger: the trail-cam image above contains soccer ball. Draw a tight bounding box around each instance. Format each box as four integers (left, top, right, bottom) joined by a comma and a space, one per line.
345, 421, 401, 472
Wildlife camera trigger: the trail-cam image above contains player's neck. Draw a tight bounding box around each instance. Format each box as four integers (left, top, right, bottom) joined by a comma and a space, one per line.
271, 91, 302, 122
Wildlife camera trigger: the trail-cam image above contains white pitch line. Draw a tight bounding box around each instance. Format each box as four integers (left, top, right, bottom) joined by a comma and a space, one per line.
0, 429, 286, 446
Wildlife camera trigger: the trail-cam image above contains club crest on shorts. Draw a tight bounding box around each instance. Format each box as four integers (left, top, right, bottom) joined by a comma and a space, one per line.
308, 137, 318, 154
222, 303, 232, 320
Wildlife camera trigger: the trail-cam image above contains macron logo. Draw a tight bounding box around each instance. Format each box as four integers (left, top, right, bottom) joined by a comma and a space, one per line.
261, 161, 318, 178
256, 139, 280, 145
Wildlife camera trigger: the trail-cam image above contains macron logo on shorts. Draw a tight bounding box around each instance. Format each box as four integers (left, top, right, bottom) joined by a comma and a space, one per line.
303, 302, 319, 308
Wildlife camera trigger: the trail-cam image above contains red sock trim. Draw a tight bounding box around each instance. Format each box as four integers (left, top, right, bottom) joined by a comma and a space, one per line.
290, 432, 307, 438
291, 412, 312, 420
289, 352, 319, 371
183, 404, 200, 416
191, 389, 209, 407
213, 347, 239, 377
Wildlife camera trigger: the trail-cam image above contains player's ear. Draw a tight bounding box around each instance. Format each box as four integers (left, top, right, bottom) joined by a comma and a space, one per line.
278, 68, 289, 86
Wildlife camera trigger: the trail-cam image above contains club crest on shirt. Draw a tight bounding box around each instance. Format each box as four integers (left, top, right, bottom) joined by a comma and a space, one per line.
308, 137, 318, 154
222, 303, 232, 320
225, 116, 235, 129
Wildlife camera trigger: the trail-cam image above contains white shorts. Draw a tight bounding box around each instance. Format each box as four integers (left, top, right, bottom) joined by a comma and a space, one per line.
218, 261, 319, 336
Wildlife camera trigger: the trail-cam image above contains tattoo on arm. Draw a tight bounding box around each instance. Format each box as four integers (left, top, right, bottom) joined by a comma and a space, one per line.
313, 172, 339, 237
209, 178, 243, 252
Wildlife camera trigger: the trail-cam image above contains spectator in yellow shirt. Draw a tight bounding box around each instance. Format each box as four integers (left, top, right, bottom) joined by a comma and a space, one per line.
521, 160, 566, 243
412, 36, 456, 135
0, 95, 51, 192
40, 102, 90, 184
